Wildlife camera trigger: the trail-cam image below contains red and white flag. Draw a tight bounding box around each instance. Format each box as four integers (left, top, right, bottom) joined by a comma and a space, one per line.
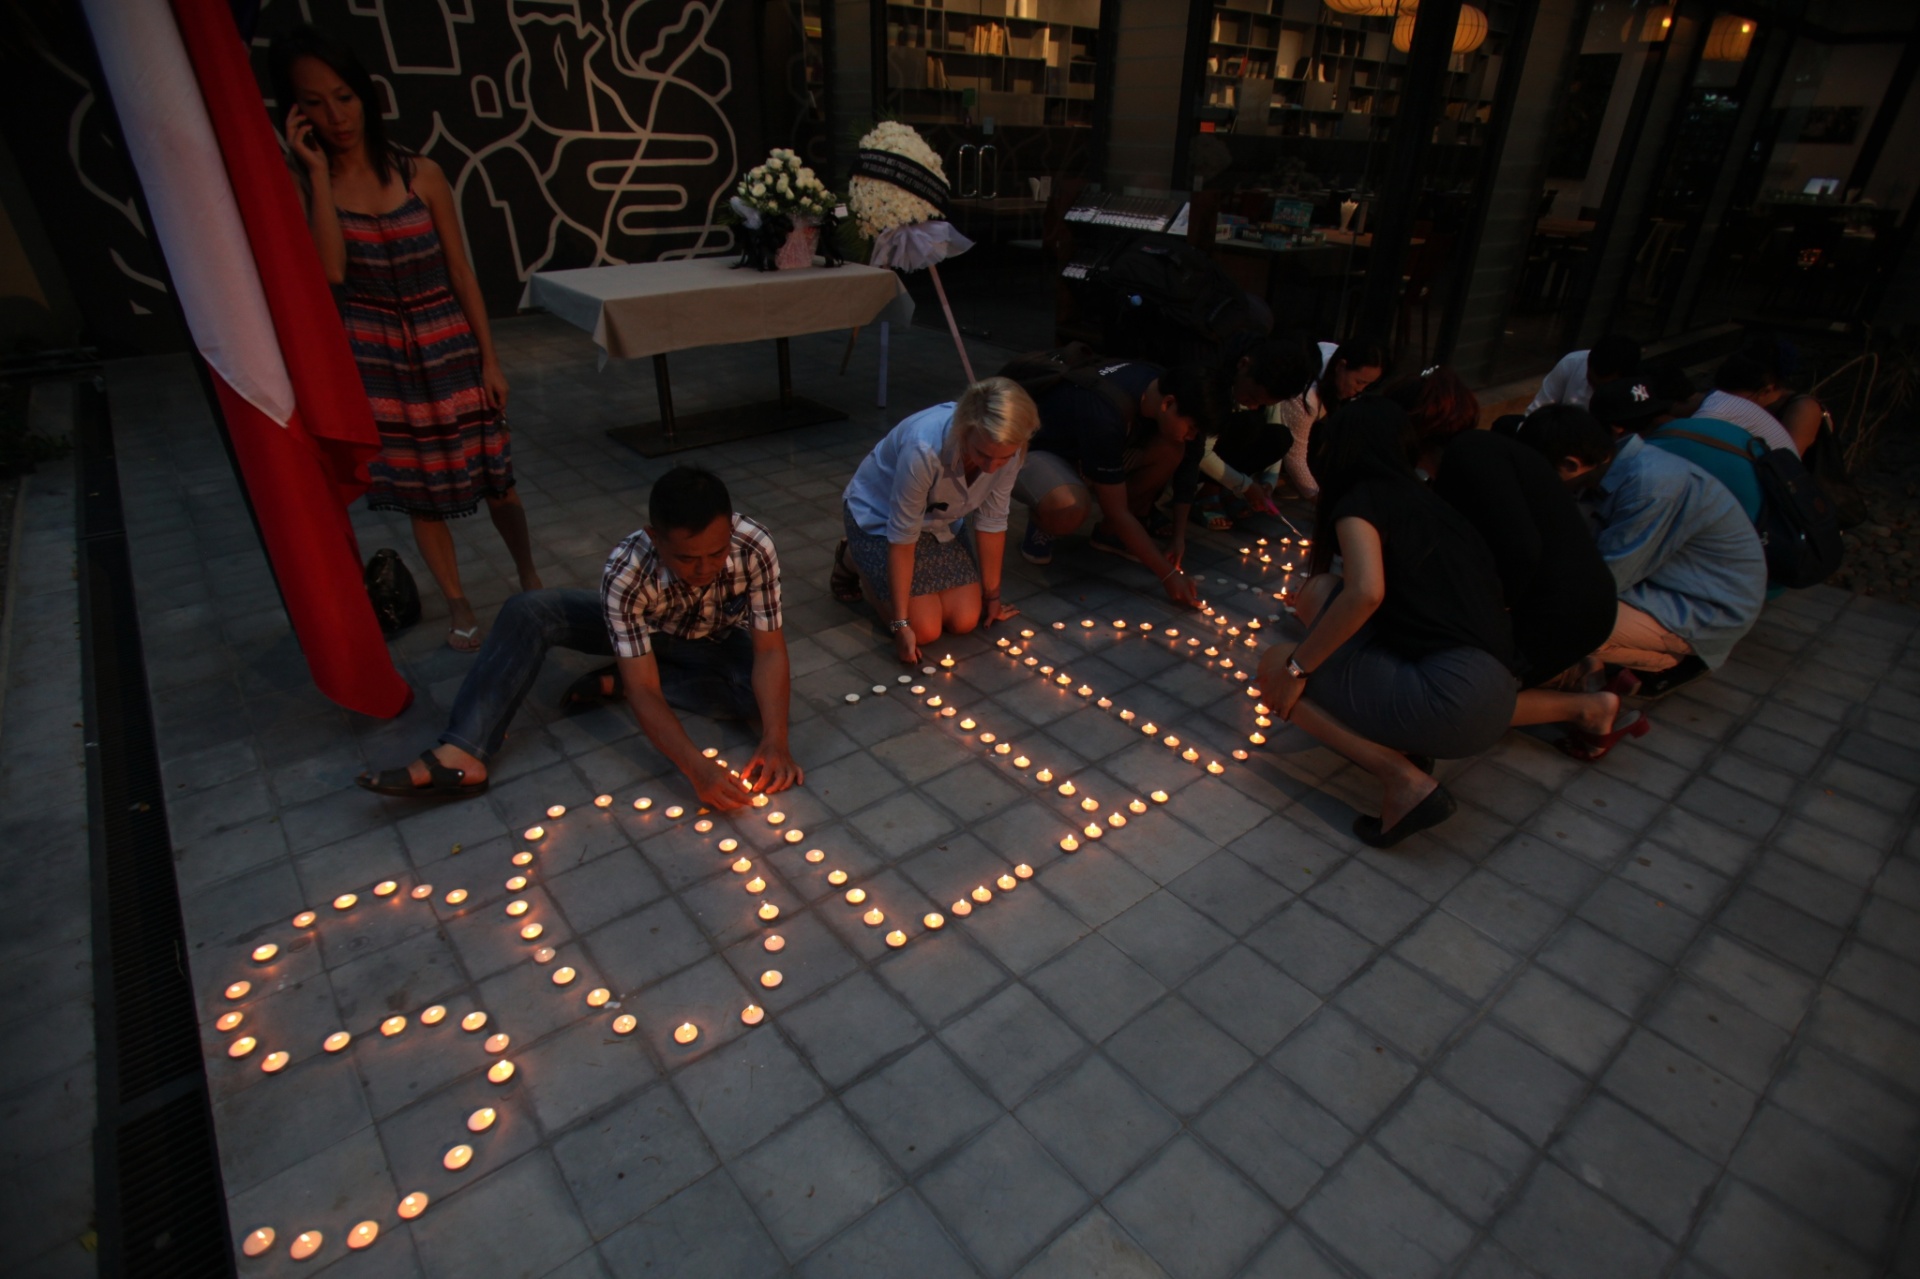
81, 0, 411, 717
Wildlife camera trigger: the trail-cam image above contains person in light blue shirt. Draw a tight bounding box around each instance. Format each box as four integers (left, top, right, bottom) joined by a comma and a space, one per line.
1518, 408, 1765, 675
834, 377, 1039, 663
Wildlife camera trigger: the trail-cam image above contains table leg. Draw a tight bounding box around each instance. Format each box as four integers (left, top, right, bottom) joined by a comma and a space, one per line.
878, 320, 889, 410
839, 326, 860, 376
652, 353, 676, 445
777, 337, 793, 409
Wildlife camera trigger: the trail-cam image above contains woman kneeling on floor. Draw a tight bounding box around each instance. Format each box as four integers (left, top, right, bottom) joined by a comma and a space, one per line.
1257, 401, 1519, 847
832, 377, 1039, 663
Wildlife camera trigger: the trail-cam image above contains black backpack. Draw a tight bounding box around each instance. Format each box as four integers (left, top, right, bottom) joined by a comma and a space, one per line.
1648, 427, 1844, 589
996, 343, 1141, 433
1092, 236, 1267, 368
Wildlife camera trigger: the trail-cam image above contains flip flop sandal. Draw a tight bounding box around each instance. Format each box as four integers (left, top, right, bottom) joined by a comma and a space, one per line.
830, 538, 864, 604
447, 624, 482, 652
562, 664, 622, 712
356, 750, 488, 799
1197, 497, 1235, 532
1353, 784, 1457, 848
1558, 710, 1651, 762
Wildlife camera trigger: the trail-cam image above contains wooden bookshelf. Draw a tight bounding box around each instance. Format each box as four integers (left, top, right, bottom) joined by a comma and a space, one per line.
883, 0, 1101, 129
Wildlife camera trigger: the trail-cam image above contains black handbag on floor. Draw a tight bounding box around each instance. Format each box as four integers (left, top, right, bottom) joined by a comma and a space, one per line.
364, 548, 421, 637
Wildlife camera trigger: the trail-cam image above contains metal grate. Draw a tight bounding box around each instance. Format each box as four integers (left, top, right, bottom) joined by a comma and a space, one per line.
77, 378, 235, 1278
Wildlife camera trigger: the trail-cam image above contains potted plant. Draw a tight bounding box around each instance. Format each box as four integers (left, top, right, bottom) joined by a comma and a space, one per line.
733, 149, 838, 270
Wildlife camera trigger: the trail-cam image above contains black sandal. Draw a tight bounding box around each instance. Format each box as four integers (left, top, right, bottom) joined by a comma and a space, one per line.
356, 750, 488, 799
1353, 784, 1456, 848
830, 539, 864, 604
561, 664, 621, 712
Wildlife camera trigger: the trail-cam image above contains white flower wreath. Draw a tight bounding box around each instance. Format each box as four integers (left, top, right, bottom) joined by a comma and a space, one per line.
848, 122, 948, 238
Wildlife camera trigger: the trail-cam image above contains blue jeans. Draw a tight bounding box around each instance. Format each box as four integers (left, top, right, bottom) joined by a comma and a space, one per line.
439, 589, 760, 762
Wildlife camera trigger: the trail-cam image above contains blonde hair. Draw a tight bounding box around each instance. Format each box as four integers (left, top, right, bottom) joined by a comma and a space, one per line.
953, 376, 1039, 451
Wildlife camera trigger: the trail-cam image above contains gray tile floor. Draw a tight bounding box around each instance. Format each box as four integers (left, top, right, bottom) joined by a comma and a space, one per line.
95, 315, 1920, 1279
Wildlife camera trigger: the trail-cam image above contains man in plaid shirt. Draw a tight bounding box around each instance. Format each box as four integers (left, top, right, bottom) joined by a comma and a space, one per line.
357, 467, 801, 810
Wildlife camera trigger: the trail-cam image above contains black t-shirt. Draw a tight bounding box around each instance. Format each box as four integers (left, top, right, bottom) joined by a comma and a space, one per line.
1031, 360, 1205, 502
1332, 475, 1514, 665
1433, 430, 1617, 683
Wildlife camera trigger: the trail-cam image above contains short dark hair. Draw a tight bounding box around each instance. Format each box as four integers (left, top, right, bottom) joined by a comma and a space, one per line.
1379, 366, 1478, 451
1515, 404, 1614, 467
1588, 335, 1642, 381
1330, 338, 1387, 376
270, 25, 412, 187
1713, 352, 1775, 394
1242, 332, 1321, 402
1306, 399, 1419, 572
649, 467, 733, 534
1153, 363, 1218, 438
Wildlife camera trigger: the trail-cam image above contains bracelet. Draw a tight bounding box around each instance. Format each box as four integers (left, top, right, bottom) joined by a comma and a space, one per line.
889, 619, 912, 632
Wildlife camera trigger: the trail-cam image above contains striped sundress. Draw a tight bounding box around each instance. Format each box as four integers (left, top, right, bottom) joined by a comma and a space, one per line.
339, 188, 512, 520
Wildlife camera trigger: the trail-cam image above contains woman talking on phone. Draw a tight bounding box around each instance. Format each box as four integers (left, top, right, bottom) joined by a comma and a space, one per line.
273, 26, 541, 651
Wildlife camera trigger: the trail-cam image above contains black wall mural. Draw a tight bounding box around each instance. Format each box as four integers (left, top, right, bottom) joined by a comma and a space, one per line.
0, 0, 781, 353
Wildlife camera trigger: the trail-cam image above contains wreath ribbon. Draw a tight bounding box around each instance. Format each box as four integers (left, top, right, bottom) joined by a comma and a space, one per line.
854, 149, 950, 216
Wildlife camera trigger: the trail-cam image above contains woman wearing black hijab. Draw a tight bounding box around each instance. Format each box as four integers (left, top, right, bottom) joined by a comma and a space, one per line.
1257, 401, 1517, 846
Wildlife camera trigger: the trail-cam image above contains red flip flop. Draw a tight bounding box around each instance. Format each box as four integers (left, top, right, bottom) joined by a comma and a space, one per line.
1558, 710, 1651, 762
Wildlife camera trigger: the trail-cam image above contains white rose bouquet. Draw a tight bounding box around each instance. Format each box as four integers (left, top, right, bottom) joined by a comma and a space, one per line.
735, 148, 838, 219
848, 121, 948, 237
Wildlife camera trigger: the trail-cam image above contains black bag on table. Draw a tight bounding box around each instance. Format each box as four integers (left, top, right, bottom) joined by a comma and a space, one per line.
1649, 427, 1844, 589
364, 548, 422, 637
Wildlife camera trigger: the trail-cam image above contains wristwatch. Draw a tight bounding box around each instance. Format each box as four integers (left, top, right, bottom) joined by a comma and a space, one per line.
1286, 655, 1310, 680
889, 619, 913, 633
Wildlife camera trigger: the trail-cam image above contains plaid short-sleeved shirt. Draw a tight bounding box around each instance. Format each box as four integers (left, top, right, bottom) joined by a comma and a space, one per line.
600, 514, 783, 658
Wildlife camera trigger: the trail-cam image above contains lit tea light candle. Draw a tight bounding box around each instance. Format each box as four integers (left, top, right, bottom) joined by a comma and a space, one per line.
333, 893, 358, 910
925, 696, 942, 708
1150, 790, 1169, 803
940, 654, 955, 668
994, 743, 1011, 755
594, 793, 613, 809
1207, 760, 1225, 774
766, 810, 787, 826
634, 797, 653, 811
910, 685, 925, 695
524, 826, 545, 841
1084, 823, 1103, 839
1220, 659, 1235, 670
1187, 638, 1200, 647
1248, 619, 1263, 630
467, 1107, 496, 1133
1082, 618, 1095, 628
1051, 621, 1065, 630
292, 910, 316, 928
745, 876, 767, 893
225, 980, 250, 1001
1013, 756, 1030, 769
732, 857, 752, 874
261, 1051, 289, 1073
1022, 628, 1036, 638
1255, 716, 1272, 728
421, 1005, 447, 1025
1015, 863, 1034, 879
1128, 799, 1147, 814
1113, 619, 1126, 629
484, 1032, 510, 1054
758, 902, 780, 921
702, 747, 719, 759
846, 887, 867, 904
1097, 697, 1112, 709
348, 1220, 379, 1250
804, 849, 824, 863
1249, 732, 1266, 745
444, 889, 468, 905
1165, 628, 1179, 638
998, 637, 1010, 647
863, 907, 885, 926
784, 830, 805, 843
694, 819, 713, 833
741, 1003, 766, 1025
1205, 647, 1219, 657
1060, 834, 1079, 851
290, 1231, 323, 1261
764, 934, 785, 952
1182, 748, 1200, 762
398, 1192, 428, 1219
665, 806, 684, 819
940, 706, 956, 718
924, 912, 945, 929
1165, 735, 1181, 748
1077, 685, 1093, 697
444, 1145, 472, 1171
217, 1011, 244, 1032
1139, 621, 1154, 631
1119, 710, 1135, 722
996, 874, 1016, 891
488, 1061, 515, 1084
718, 837, 739, 854
374, 880, 398, 896
827, 870, 848, 885
505, 900, 528, 917
760, 970, 783, 988
535, 946, 557, 964
381, 1016, 406, 1037
551, 967, 576, 986
1108, 812, 1127, 827
505, 876, 528, 891
979, 732, 996, 744
613, 1015, 636, 1034
971, 885, 992, 903
462, 1012, 488, 1032
252, 943, 279, 963
959, 717, 977, 731
1023, 657, 1038, 667
520, 923, 543, 940
886, 930, 907, 948
244, 1228, 275, 1256
228, 1036, 257, 1059
324, 1031, 350, 1052
1227, 626, 1241, 636
546, 804, 567, 819
1239, 546, 1251, 555
1008, 647, 1022, 657
1080, 797, 1099, 812
1233, 749, 1249, 760
1036, 768, 1054, 784
952, 899, 973, 916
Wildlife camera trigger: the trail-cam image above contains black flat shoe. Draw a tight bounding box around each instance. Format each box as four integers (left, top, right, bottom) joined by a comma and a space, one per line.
561, 664, 621, 712
1353, 784, 1457, 848
356, 750, 488, 800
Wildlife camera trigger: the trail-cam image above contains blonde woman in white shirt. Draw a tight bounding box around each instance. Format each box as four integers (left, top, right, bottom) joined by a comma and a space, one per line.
834, 378, 1040, 663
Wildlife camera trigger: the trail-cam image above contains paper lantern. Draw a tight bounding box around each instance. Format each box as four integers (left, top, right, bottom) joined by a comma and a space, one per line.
1323, 0, 1404, 14
1703, 14, 1755, 61
1638, 4, 1674, 41
1393, 3, 1488, 54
